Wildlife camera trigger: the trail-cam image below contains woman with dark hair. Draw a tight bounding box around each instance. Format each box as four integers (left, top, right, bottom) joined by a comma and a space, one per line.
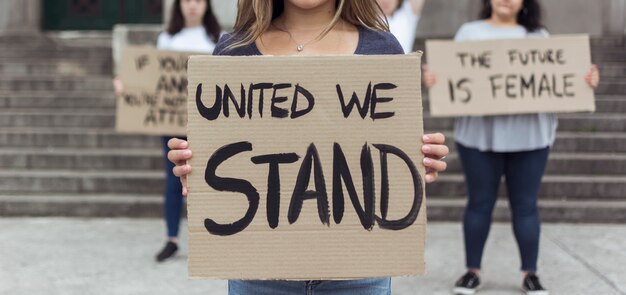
423, 0, 599, 294
166, 0, 449, 293
114, 0, 221, 262
155, 0, 221, 262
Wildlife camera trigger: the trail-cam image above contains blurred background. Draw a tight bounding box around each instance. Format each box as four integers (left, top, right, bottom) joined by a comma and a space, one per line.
0, 0, 625, 294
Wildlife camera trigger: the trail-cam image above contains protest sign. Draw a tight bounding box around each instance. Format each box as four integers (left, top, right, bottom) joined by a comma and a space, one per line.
186, 54, 426, 280
116, 46, 203, 135
426, 35, 595, 117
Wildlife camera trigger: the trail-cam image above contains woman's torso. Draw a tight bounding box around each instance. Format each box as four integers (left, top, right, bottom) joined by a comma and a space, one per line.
157, 26, 216, 53
452, 20, 558, 152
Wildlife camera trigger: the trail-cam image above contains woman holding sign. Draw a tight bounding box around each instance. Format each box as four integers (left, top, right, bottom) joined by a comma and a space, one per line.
114, 0, 221, 262
423, 0, 600, 294
167, 0, 449, 294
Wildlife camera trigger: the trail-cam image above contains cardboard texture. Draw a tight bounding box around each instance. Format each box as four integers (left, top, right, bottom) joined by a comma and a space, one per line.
186, 54, 426, 280
116, 46, 205, 135
426, 35, 596, 117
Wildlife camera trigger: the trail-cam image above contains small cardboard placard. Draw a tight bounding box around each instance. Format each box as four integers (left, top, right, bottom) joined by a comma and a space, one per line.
186, 54, 426, 280
116, 46, 205, 136
425, 35, 596, 117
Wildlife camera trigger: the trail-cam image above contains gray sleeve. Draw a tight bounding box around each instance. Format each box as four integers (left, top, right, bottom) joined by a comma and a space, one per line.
454, 23, 472, 42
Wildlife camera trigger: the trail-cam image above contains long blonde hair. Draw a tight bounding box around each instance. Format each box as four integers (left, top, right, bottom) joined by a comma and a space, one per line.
228, 0, 389, 49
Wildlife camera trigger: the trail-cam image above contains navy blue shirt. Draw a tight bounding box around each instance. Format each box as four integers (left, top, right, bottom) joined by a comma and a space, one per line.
213, 25, 404, 56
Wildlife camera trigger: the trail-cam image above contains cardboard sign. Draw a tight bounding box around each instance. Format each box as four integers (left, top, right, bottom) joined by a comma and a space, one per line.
425, 35, 596, 117
186, 54, 426, 280
116, 46, 205, 135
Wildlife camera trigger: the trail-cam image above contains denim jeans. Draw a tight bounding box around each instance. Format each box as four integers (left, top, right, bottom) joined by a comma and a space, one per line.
457, 143, 550, 272
162, 136, 185, 238
228, 278, 391, 295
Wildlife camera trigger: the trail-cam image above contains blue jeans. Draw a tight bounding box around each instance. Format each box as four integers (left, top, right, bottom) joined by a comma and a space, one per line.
228, 278, 391, 295
162, 136, 185, 238
457, 143, 550, 273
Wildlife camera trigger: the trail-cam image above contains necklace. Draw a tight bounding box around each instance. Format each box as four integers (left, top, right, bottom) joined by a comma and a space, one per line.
277, 19, 340, 52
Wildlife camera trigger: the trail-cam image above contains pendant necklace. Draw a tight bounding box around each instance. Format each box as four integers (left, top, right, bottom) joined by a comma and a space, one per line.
278, 19, 340, 52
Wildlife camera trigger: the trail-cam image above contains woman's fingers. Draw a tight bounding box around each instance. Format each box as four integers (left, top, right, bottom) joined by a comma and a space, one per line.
421, 132, 448, 183
422, 144, 449, 159
586, 64, 600, 88
424, 157, 447, 173
167, 149, 192, 163
423, 133, 445, 145
422, 65, 438, 89
168, 137, 188, 150
181, 175, 188, 197
172, 164, 191, 177
425, 171, 439, 183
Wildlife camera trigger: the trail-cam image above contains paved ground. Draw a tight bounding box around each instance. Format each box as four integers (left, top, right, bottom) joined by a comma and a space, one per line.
0, 218, 624, 295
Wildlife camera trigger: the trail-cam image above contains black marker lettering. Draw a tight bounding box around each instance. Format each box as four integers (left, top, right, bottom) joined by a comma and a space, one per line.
288, 143, 330, 226
204, 141, 259, 236
373, 144, 423, 230
251, 153, 300, 229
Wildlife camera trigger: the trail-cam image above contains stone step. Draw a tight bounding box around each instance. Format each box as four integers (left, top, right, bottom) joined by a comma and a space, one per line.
0, 170, 164, 195
0, 47, 112, 59
0, 128, 162, 149
596, 80, 626, 95
0, 110, 116, 128
0, 92, 116, 109
1, 168, 624, 200
0, 77, 113, 92
592, 49, 626, 62
427, 174, 626, 200
2, 128, 625, 153
2, 93, 623, 115
424, 113, 626, 132
594, 97, 626, 112
598, 63, 626, 78
0, 194, 163, 218
0, 148, 163, 171
3, 108, 624, 131
1, 194, 624, 223
422, 131, 626, 153
0, 60, 112, 76
589, 36, 625, 48
545, 132, 626, 153
427, 199, 626, 223
3, 146, 623, 176
443, 152, 626, 175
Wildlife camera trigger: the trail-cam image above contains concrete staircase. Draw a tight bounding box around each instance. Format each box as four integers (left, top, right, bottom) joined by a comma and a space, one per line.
1, 33, 625, 222
0, 33, 164, 217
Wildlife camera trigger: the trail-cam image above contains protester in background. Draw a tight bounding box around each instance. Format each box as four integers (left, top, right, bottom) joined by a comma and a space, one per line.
113, 0, 221, 262
377, 0, 426, 53
166, 0, 449, 294
423, 0, 600, 294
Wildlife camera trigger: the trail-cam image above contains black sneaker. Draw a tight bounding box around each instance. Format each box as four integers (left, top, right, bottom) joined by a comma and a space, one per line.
522, 274, 549, 295
453, 272, 481, 295
156, 241, 178, 262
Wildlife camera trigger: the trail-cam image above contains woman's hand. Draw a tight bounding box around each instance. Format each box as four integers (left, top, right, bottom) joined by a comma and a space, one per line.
422, 132, 448, 183
167, 138, 193, 196
112, 77, 124, 96
585, 64, 600, 89
422, 64, 437, 89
